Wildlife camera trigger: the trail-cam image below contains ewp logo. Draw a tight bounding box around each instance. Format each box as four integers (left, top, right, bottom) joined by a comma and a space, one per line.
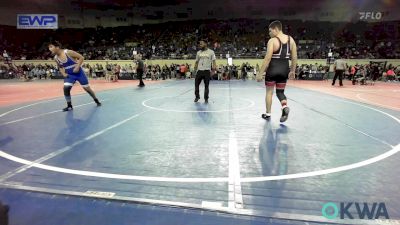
17, 14, 58, 29
322, 202, 390, 220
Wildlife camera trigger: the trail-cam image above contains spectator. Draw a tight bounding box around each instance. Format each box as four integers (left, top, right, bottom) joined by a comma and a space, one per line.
386, 68, 396, 82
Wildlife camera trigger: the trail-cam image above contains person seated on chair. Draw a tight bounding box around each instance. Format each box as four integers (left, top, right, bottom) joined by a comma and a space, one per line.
386, 67, 396, 82
356, 67, 366, 85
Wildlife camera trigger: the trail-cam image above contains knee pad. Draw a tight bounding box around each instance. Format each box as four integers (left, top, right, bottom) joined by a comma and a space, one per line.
276, 89, 287, 102
63, 85, 72, 101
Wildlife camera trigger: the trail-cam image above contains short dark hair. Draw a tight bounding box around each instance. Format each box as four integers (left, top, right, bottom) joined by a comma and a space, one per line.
269, 20, 282, 31
48, 40, 62, 48
199, 39, 208, 45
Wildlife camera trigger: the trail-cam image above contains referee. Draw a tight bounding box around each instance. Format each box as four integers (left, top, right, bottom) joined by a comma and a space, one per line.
332, 54, 347, 86
194, 39, 216, 103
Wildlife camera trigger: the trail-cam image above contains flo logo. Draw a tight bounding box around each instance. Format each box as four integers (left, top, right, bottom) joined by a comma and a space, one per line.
359, 12, 383, 20
322, 202, 389, 220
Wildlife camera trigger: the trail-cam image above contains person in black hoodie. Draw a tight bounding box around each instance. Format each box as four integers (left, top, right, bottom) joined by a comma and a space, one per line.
135, 54, 145, 87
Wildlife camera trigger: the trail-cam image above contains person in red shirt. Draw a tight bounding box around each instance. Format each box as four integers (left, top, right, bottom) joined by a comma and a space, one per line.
180, 64, 186, 79
386, 68, 395, 81
351, 65, 359, 85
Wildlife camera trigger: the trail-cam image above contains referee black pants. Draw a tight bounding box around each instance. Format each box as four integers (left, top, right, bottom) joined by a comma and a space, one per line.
195, 70, 211, 99
332, 70, 343, 86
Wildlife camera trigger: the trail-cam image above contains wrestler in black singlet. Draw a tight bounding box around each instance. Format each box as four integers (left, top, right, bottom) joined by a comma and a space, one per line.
265, 36, 291, 85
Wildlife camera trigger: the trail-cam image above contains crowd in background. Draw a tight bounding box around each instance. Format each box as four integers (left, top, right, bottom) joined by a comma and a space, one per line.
0, 18, 399, 82
1, 61, 399, 83
0, 19, 399, 61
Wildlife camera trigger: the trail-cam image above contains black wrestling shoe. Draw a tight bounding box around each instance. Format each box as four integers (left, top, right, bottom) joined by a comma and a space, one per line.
62, 106, 73, 112
94, 99, 101, 106
261, 114, 271, 120
280, 107, 290, 122
194, 97, 200, 103
204, 99, 208, 104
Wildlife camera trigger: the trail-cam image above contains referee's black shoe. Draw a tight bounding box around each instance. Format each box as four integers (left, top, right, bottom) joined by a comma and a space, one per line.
62, 106, 73, 112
